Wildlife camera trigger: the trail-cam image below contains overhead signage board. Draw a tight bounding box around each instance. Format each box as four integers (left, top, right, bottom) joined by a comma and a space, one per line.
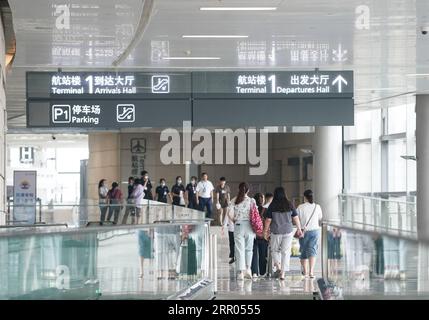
27, 100, 192, 128
192, 71, 353, 97
192, 70, 354, 126
26, 71, 191, 99
26, 71, 192, 128
26, 70, 354, 128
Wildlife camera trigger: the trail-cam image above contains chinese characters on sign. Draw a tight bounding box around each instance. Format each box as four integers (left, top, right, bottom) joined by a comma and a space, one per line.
235, 73, 349, 94
51, 74, 136, 95
13, 171, 37, 225
52, 104, 101, 124
236, 41, 349, 65
130, 138, 146, 176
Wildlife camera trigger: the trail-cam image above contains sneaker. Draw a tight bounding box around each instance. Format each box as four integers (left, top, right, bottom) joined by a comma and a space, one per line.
252, 273, 258, 279
237, 272, 244, 280
244, 270, 253, 279
274, 270, 281, 279
309, 274, 315, 279
228, 257, 235, 264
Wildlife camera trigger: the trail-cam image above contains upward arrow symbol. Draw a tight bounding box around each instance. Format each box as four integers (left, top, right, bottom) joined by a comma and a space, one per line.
332, 75, 347, 93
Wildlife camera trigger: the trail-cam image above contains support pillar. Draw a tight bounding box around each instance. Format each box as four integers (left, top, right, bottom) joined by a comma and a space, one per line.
416, 95, 429, 241
87, 132, 121, 221
313, 126, 343, 223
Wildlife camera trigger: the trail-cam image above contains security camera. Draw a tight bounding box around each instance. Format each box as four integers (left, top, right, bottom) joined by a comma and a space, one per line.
421, 25, 429, 35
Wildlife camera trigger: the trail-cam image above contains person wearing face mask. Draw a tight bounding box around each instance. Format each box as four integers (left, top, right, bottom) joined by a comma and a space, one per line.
215, 177, 231, 226
141, 170, 153, 200
170, 176, 186, 206
185, 176, 198, 209
155, 178, 169, 203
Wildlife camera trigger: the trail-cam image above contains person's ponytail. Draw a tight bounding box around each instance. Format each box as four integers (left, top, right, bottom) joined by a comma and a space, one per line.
235, 182, 249, 205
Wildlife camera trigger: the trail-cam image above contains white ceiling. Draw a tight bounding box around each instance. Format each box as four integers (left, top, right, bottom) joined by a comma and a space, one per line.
6, 0, 429, 127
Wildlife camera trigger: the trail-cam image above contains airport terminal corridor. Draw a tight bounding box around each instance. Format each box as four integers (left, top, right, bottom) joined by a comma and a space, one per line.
1, 0, 429, 306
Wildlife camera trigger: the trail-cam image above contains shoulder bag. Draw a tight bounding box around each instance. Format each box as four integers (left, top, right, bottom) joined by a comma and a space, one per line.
250, 201, 264, 237
294, 204, 318, 238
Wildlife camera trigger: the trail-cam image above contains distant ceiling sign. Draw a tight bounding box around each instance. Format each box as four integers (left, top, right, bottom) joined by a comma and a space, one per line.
26, 70, 354, 128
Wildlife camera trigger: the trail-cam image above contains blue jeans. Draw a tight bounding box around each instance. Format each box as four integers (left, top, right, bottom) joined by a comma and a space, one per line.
299, 229, 320, 259
199, 197, 213, 219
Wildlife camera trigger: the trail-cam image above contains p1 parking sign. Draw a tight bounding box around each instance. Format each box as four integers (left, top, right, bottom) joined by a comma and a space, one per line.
52, 105, 71, 123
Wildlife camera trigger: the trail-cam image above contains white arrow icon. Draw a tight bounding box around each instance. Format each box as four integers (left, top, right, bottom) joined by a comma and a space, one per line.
332, 44, 348, 62
332, 75, 347, 93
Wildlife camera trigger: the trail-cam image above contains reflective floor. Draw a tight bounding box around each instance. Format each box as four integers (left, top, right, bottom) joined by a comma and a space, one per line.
212, 227, 321, 300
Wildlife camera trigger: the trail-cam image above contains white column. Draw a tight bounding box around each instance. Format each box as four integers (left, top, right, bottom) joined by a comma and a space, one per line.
313, 126, 343, 222
416, 95, 429, 241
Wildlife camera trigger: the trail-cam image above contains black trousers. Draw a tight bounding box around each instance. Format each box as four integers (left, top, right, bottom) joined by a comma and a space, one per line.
251, 237, 269, 275
107, 206, 120, 224
100, 205, 108, 222
228, 231, 235, 258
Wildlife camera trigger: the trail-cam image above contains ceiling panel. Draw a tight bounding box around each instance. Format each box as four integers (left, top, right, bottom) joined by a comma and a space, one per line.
5, 0, 429, 127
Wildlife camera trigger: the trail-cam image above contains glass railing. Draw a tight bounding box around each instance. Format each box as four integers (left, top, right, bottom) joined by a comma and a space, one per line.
338, 194, 417, 237
319, 222, 429, 300
3, 200, 206, 228
0, 220, 212, 300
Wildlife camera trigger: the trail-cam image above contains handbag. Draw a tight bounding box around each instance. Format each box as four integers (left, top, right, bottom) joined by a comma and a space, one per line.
250, 202, 264, 237
294, 203, 318, 238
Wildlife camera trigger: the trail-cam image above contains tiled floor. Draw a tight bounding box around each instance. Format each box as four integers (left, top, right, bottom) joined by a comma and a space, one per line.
212, 227, 321, 300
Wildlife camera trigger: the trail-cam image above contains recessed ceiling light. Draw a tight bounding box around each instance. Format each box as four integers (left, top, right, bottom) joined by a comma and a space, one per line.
200, 7, 277, 11
182, 35, 249, 38
163, 57, 221, 60
406, 73, 429, 77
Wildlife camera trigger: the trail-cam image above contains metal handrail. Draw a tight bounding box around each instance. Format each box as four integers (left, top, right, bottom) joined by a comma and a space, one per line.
0, 223, 68, 229
0, 219, 211, 238
339, 193, 415, 206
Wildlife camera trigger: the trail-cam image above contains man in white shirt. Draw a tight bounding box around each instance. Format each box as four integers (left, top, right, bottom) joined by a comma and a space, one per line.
196, 172, 215, 219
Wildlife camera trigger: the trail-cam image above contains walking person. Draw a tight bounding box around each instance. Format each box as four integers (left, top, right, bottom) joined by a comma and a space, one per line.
297, 189, 323, 279
251, 193, 269, 278
221, 208, 235, 264
122, 177, 135, 224
196, 173, 215, 219
98, 179, 109, 224
215, 177, 231, 226
170, 176, 186, 206
227, 182, 256, 280
107, 182, 123, 224
263, 187, 303, 280
155, 178, 169, 203
131, 178, 145, 224
185, 176, 198, 209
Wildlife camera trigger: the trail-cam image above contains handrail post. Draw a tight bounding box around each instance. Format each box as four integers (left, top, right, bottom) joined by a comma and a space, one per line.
38, 199, 42, 223
321, 223, 329, 280
397, 202, 402, 232
211, 233, 218, 294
